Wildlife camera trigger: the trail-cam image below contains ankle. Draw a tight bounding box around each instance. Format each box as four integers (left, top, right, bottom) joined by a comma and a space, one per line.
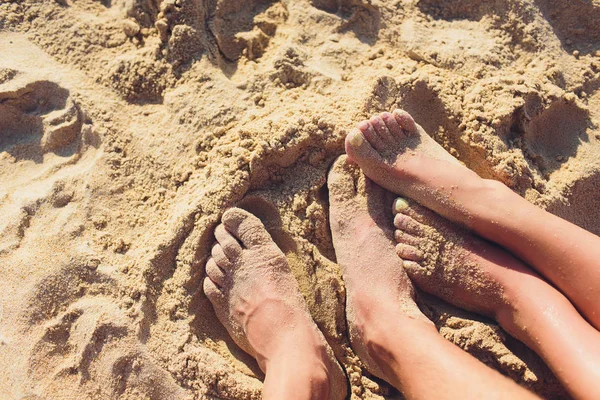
494, 278, 565, 344
350, 289, 431, 337
264, 340, 332, 399
355, 302, 434, 364
245, 298, 318, 364
261, 322, 331, 369
464, 178, 508, 224
365, 317, 437, 383
470, 179, 528, 233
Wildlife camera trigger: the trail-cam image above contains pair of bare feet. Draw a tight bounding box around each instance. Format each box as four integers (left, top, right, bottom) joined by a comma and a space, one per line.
204, 110, 600, 399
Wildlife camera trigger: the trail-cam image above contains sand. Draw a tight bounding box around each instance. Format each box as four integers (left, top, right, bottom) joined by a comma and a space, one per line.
1, 0, 600, 398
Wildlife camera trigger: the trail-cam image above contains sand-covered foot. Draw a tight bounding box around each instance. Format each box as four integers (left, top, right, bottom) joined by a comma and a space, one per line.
391, 197, 538, 320
394, 198, 600, 400
345, 109, 489, 226
327, 156, 432, 381
348, 110, 600, 338
204, 208, 347, 400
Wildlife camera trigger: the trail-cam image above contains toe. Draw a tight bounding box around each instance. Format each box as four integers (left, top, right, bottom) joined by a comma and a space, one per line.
402, 260, 436, 294
393, 109, 418, 136
395, 243, 424, 261
380, 111, 403, 140
394, 230, 423, 247
370, 115, 395, 143
222, 208, 273, 248
205, 258, 226, 287
393, 197, 439, 225
214, 224, 242, 259
211, 243, 233, 269
358, 120, 386, 152
394, 213, 425, 236
328, 155, 359, 200
203, 277, 225, 304
402, 260, 428, 279
345, 128, 383, 164
345, 128, 384, 165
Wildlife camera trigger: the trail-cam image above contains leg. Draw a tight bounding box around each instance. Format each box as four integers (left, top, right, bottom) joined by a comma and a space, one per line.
204, 208, 347, 400
369, 320, 539, 400
328, 156, 537, 400
393, 197, 600, 400
345, 110, 600, 329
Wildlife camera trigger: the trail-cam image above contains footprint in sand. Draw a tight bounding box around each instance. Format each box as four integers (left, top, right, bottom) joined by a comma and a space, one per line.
0, 70, 84, 158
20, 258, 188, 399
0, 70, 99, 254
400, 19, 507, 71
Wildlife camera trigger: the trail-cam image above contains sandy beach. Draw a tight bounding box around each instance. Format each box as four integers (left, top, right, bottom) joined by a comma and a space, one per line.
2, 0, 600, 398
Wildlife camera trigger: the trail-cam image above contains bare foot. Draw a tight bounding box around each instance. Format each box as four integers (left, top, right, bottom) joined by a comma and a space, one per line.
392, 198, 600, 400
327, 156, 432, 381
328, 161, 540, 399
390, 197, 536, 321
345, 109, 600, 337
204, 208, 347, 400
344, 109, 495, 227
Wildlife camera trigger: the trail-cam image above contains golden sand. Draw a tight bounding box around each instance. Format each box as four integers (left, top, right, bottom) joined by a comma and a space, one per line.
2, 0, 600, 398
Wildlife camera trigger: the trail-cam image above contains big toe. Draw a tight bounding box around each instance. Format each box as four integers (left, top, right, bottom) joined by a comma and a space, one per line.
222, 208, 273, 248
327, 155, 360, 201
345, 127, 384, 166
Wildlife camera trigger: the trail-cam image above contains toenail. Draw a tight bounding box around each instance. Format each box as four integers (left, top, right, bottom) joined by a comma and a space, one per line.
348, 130, 364, 146
394, 198, 409, 213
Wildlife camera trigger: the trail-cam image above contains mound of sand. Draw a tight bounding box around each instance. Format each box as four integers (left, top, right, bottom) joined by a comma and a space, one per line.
1, 0, 600, 398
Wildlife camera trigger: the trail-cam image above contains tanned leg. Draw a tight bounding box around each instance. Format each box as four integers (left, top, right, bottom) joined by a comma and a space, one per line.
204, 208, 347, 400
392, 197, 600, 400
328, 156, 537, 400
345, 109, 600, 330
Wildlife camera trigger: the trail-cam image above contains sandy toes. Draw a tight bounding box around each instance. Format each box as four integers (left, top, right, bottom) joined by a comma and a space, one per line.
345, 109, 487, 226
393, 198, 600, 400
348, 109, 600, 338
327, 155, 431, 381
204, 208, 347, 400
392, 197, 542, 322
